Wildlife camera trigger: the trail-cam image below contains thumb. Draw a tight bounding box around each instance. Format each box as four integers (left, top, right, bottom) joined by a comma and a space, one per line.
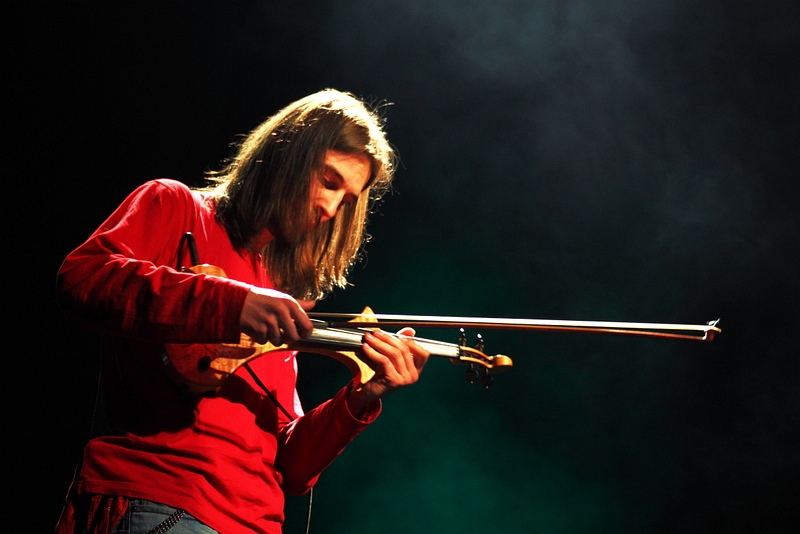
397, 327, 416, 337
297, 299, 317, 311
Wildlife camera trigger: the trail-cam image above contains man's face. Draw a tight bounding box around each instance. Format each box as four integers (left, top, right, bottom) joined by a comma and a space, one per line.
309, 150, 371, 227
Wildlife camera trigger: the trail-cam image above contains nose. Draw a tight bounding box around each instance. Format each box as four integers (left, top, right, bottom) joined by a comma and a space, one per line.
318, 193, 342, 223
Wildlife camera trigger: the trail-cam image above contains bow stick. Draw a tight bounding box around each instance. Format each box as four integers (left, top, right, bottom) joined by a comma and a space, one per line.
309, 313, 722, 341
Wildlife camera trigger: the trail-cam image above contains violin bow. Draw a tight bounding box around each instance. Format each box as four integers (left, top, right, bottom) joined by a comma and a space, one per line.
309, 312, 722, 342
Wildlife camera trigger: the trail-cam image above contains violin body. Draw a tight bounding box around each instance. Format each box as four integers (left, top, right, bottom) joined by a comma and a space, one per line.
163, 264, 511, 393
164, 323, 512, 394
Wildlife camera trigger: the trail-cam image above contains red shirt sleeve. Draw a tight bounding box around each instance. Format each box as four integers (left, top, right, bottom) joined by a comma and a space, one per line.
57, 179, 251, 344
277, 379, 381, 495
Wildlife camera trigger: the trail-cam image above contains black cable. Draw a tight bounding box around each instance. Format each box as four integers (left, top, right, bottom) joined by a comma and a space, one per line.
243, 363, 294, 420
243, 363, 313, 534
178, 233, 314, 534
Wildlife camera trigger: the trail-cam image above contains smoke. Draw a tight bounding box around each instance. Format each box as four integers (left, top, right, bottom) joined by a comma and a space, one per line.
31, 1, 799, 532
301, 0, 799, 314
255, 2, 800, 531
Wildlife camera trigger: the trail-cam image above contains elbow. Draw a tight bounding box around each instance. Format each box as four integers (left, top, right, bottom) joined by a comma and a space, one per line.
281, 475, 320, 497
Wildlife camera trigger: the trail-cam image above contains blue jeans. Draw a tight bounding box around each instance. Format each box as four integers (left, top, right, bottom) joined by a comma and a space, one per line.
111, 499, 218, 534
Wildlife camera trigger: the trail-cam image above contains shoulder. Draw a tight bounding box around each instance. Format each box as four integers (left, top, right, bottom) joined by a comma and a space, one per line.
136, 178, 194, 196
107, 180, 210, 230
126, 179, 203, 207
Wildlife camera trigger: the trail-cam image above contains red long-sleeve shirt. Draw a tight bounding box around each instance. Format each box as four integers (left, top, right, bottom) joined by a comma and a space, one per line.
57, 178, 379, 533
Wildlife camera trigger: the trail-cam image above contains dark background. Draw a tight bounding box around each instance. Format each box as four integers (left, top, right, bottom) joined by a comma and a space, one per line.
13, 1, 798, 532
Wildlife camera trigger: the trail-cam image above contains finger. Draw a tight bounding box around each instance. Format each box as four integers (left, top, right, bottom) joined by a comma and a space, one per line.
395, 328, 429, 373
268, 304, 303, 344
273, 297, 313, 342
270, 296, 313, 341
394, 331, 422, 376
291, 301, 315, 337
372, 329, 416, 377
275, 308, 302, 343
265, 318, 283, 345
362, 330, 403, 372
408, 341, 430, 372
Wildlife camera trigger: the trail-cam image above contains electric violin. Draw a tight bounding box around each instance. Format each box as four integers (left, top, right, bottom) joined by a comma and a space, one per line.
164, 243, 721, 393
165, 303, 513, 394
164, 234, 515, 393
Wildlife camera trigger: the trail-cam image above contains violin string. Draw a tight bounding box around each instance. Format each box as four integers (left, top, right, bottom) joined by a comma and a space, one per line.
321, 325, 465, 348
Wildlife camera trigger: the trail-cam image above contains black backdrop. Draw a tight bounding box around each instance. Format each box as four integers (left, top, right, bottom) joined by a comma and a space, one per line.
13, 1, 798, 532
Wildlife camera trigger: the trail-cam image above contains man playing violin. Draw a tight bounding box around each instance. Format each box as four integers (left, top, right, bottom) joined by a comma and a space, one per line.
55, 89, 430, 534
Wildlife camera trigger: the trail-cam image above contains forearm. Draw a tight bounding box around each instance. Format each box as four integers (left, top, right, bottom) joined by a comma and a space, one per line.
58, 249, 251, 342
56, 180, 252, 343
276, 381, 381, 495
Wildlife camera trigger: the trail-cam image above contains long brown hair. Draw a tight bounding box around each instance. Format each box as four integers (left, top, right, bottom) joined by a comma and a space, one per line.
200, 89, 396, 299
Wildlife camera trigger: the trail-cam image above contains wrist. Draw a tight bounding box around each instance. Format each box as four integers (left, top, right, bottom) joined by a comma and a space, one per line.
345, 381, 377, 420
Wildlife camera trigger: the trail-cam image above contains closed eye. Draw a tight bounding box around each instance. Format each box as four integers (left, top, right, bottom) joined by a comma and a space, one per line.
323, 169, 359, 203
323, 169, 340, 190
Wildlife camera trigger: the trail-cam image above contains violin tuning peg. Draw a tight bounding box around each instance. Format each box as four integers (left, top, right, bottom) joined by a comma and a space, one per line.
480, 373, 493, 388
475, 333, 484, 352
464, 364, 479, 384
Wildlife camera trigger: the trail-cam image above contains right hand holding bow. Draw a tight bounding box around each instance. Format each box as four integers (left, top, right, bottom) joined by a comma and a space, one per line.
240, 286, 316, 346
